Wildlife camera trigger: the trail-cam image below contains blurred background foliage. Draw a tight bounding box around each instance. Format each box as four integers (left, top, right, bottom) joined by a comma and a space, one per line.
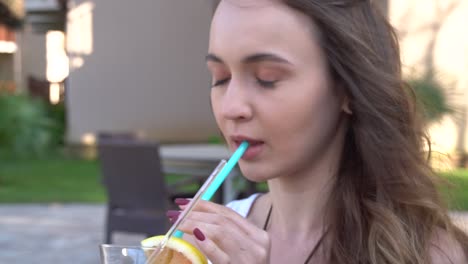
0, 91, 65, 158
408, 75, 454, 124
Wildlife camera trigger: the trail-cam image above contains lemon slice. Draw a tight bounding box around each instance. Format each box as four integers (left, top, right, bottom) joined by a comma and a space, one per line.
141, 236, 208, 264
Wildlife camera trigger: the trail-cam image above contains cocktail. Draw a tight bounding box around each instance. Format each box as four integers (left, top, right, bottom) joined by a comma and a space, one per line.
100, 237, 206, 264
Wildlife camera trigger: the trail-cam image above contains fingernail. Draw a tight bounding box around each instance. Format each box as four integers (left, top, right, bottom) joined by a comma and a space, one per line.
174, 198, 190, 206
193, 228, 205, 241
166, 210, 180, 218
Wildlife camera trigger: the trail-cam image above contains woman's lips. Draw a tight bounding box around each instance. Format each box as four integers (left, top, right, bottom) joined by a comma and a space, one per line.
233, 140, 264, 160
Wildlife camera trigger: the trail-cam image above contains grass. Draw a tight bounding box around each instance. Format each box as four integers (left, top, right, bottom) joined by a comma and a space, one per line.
0, 156, 467, 211
439, 169, 468, 211
0, 155, 202, 203
0, 156, 106, 203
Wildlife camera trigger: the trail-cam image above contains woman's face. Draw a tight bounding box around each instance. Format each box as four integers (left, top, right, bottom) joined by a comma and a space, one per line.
208, 0, 347, 181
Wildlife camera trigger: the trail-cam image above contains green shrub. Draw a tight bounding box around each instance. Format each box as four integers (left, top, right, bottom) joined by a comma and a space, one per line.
0, 92, 58, 158
46, 101, 66, 146
408, 77, 453, 123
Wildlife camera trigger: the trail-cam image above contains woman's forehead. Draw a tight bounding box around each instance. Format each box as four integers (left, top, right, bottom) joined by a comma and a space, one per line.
210, 0, 323, 67
212, 0, 317, 43
221, 0, 280, 8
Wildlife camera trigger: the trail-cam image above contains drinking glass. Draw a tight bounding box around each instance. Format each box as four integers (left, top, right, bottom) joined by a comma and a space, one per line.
99, 244, 156, 264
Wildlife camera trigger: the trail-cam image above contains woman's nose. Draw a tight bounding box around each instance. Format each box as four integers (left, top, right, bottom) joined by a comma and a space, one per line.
220, 82, 253, 121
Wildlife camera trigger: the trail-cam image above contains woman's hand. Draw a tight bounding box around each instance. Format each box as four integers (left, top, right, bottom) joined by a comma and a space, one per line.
169, 199, 271, 264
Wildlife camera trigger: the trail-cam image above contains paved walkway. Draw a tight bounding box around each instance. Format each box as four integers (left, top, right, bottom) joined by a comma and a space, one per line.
0, 204, 467, 264
0, 204, 144, 264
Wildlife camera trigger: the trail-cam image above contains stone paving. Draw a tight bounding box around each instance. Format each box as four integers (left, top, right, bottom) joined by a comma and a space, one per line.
0, 204, 467, 264
0, 204, 145, 264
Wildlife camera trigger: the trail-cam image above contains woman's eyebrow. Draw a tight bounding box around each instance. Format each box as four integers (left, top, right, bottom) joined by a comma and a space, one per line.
242, 53, 292, 65
205, 53, 292, 65
206, 54, 224, 63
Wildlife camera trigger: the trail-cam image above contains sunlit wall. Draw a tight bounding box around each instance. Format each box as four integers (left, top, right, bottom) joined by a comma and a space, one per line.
390, 0, 468, 168
66, 0, 217, 143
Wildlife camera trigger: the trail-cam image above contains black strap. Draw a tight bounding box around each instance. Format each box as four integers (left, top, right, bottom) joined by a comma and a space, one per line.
303, 228, 328, 264
263, 203, 273, 230
263, 204, 327, 264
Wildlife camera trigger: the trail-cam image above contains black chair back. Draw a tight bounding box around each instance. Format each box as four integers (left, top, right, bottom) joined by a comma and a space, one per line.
97, 139, 169, 243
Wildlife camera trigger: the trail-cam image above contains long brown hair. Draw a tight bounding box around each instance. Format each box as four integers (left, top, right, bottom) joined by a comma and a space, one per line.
282, 0, 468, 263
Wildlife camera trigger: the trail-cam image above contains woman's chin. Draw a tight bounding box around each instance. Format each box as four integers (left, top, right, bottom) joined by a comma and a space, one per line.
239, 164, 272, 183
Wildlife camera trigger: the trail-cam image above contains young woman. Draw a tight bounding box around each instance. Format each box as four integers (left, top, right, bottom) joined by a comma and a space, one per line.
172, 0, 468, 263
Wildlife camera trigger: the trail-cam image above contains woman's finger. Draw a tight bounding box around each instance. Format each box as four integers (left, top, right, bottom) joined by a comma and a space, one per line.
193, 228, 230, 264
190, 226, 269, 264
192, 227, 230, 264
178, 216, 270, 262
178, 218, 238, 247
173, 209, 269, 247
177, 200, 269, 244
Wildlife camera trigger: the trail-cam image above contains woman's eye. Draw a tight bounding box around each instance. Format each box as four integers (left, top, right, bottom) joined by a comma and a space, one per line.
256, 78, 278, 88
212, 77, 230, 87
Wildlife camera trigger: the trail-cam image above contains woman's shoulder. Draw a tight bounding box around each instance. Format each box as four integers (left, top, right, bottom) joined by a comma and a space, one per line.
429, 228, 467, 264
225, 193, 262, 218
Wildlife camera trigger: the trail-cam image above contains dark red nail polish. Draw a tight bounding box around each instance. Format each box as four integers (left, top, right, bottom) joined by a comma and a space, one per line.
174, 198, 190, 206
166, 210, 180, 218
193, 228, 205, 241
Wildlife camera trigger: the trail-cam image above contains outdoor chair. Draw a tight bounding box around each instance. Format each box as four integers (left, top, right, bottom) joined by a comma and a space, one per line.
97, 139, 202, 244
27, 75, 50, 101
97, 132, 137, 142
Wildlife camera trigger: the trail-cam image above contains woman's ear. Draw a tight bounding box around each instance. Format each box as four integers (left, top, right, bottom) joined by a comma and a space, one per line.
342, 96, 352, 115
334, 80, 352, 115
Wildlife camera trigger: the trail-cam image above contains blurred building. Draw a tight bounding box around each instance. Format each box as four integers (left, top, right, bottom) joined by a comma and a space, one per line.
0, 0, 66, 101
0, 23, 17, 92
0, 0, 23, 93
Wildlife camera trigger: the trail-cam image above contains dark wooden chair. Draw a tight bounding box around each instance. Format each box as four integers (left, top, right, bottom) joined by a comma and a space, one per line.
97, 139, 201, 244
27, 75, 50, 101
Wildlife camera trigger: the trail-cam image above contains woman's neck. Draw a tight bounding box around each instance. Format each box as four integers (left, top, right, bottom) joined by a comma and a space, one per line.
264, 115, 348, 241
266, 172, 333, 241
265, 133, 343, 241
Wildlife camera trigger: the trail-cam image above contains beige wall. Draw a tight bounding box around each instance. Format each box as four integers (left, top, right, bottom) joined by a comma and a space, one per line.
17, 25, 47, 91
0, 54, 14, 80
66, 0, 218, 144
389, 0, 468, 167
